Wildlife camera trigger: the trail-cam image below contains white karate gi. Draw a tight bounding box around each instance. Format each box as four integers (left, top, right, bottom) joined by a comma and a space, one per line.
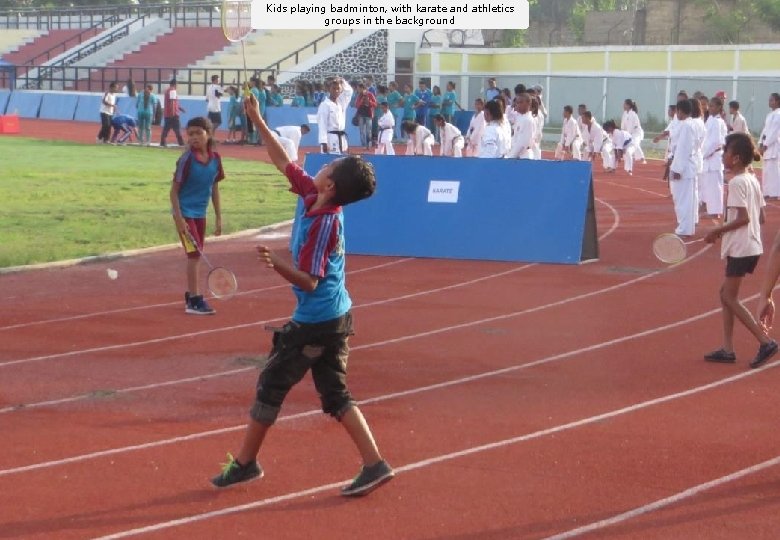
317, 79, 353, 154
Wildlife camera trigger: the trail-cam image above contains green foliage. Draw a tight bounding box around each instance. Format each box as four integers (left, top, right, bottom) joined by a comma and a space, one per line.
754, 0, 780, 31
696, 0, 754, 43
0, 138, 295, 268
501, 30, 528, 47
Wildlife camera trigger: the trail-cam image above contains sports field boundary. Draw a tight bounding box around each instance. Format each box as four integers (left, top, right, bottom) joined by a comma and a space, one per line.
0, 219, 294, 276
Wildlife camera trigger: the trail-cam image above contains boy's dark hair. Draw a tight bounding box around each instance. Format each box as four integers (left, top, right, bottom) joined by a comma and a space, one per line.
563, 105, 573, 114
432, 113, 445, 122
582, 110, 592, 120
483, 99, 503, 121
300, 124, 311, 133
688, 97, 702, 118
729, 100, 740, 110
725, 132, 761, 165
401, 120, 419, 134
514, 83, 526, 95
676, 99, 692, 116
187, 116, 213, 133
603, 119, 617, 130
329, 156, 376, 206
578, 103, 587, 109
668, 103, 677, 110
186, 116, 215, 150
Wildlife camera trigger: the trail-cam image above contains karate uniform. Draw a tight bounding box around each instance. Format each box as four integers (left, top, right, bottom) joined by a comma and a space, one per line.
478, 122, 511, 158
669, 118, 698, 236
760, 109, 780, 197
621, 109, 645, 161
466, 111, 485, 157
317, 80, 353, 154
438, 122, 464, 157
506, 111, 534, 159
405, 125, 434, 156
375, 110, 395, 155
556, 116, 582, 160
700, 115, 727, 215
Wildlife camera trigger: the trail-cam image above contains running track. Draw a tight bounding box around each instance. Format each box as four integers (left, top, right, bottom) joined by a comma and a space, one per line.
2, 119, 780, 539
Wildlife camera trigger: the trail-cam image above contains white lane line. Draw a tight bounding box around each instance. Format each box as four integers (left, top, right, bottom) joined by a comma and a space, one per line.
543, 454, 780, 539
596, 179, 668, 198
0, 199, 621, 413
0, 200, 619, 370
91, 332, 780, 540
0, 258, 413, 332
0, 276, 723, 479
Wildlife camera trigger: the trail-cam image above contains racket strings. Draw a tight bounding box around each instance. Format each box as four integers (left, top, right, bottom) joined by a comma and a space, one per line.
223, 0, 252, 42
208, 267, 238, 298
653, 235, 687, 264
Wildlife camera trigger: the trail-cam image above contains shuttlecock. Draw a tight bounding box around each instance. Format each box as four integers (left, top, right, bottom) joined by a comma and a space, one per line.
107, 268, 119, 280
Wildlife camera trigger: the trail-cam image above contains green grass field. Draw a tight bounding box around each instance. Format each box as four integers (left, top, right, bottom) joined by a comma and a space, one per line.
0, 138, 296, 268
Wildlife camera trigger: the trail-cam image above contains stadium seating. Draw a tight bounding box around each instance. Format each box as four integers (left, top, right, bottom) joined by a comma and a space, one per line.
1, 29, 99, 69
0, 29, 41, 57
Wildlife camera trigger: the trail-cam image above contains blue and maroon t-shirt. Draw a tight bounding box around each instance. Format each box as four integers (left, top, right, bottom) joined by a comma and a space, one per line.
172, 149, 225, 218
286, 162, 351, 323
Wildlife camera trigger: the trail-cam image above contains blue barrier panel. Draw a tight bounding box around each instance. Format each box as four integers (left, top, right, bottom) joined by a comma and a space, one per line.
74, 94, 102, 122
301, 154, 598, 264
0, 89, 9, 114
5, 91, 42, 118
39, 92, 79, 120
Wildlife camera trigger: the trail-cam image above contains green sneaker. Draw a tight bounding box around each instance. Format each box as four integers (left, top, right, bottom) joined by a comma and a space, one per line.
341, 460, 394, 497
211, 453, 262, 488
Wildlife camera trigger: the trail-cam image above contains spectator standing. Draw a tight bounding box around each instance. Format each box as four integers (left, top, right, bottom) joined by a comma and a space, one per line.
355, 83, 377, 150
96, 82, 117, 144
135, 84, 158, 146
160, 80, 186, 147
206, 74, 224, 132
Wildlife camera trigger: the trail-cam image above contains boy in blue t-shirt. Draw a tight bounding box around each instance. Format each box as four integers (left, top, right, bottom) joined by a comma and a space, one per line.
170, 117, 225, 315
211, 93, 394, 497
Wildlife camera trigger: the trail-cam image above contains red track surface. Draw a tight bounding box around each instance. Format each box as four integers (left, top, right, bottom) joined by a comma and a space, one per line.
3, 119, 780, 539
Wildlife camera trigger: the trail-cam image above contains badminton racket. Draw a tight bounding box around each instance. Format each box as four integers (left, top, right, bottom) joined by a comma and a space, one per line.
221, 0, 253, 97
184, 230, 238, 299
652, 233, 704, 264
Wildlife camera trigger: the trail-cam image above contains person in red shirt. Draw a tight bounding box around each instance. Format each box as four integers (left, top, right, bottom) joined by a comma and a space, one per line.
160, 80, 186, 147
354, 82, 377, 150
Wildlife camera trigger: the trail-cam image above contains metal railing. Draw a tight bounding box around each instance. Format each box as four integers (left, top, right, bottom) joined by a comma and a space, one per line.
0, 2, 220, 30
21, 16, 119, 69
266, 30, 355, 72
24, 16, 147, 90
8, 65, 275, 96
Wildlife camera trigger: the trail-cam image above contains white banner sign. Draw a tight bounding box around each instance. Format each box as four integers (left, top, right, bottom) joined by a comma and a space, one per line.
427, 180, 460, 204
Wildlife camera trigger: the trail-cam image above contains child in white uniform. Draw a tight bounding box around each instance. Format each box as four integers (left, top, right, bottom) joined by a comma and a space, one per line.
433, 114, 464, 157
700, 97, 728, 217
759, 93, 780, 199
621, 99, 646, 164
402, 121, 434, 156
375, 102, 395, 155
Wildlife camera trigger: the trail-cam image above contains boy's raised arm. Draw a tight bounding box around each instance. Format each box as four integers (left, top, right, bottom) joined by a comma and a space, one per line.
244, 94, 291, 174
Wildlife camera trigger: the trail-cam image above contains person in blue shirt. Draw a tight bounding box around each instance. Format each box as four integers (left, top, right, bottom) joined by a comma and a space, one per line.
402, 84, 422, 142
135, 84, 158, 146
109, 114, 138, 144
169, 116, 225, 315
442, 81, 462, 124
414, 80, 432, 126
268, 84, 284, 107
211, 93, 394, 498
